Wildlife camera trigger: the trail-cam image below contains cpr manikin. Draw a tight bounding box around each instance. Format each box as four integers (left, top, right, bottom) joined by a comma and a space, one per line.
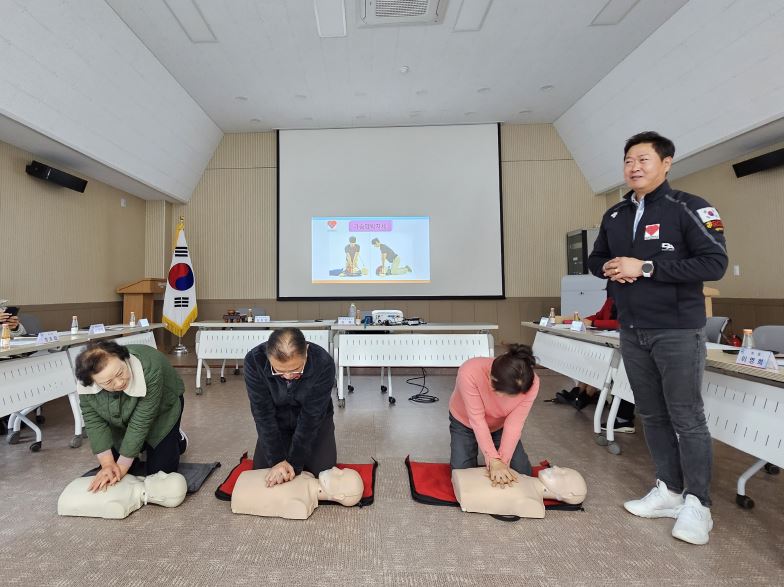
452, 466, 587, 518
231, 466, 364, 520
57, 471, 188, 519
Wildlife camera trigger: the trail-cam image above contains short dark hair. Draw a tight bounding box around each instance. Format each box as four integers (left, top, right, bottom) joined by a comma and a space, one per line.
624, 131, 675, 160
74, 340, 131, 386
371, 238, 380, 245
349, 236, 356, 243
490, 343, 536, 395
266, 328, 308, 362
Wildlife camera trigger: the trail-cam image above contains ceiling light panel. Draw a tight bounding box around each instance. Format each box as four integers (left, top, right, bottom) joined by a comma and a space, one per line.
164, 0, 217, 43
453, 0, 492, 32
590, 0, 641, 26
314, 0, 347, 38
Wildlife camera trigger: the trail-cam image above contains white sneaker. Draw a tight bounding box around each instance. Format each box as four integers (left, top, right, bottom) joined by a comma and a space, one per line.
672, 494, 713, 545
624, 479, 684, 519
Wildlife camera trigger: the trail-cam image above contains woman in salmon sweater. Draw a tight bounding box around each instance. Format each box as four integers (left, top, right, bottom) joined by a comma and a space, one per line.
448, 344, 539, 486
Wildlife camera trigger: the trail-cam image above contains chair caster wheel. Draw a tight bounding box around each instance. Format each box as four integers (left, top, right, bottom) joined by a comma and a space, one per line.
206, 378, 212, 386
736, 494, 754, 509
7, 431, 20, 445
607, 442, 621, 455
195, 387, 203, 395
381, 386, 388, 393
220, 376, 226, 383
388, 397, 396, 405
348, 385, 354, 393
36, 415, 45, 424
233, 368, 240, 375
30, 441, 42, 452
69, 435, 83, 448
595, 434, 608, 446
764, 463, 780, 475
337, 399, 345, 408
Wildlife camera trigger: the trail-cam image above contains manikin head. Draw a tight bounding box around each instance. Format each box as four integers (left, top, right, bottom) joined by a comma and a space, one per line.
144, 471, 188, 507
538, 466, 587, 504
317, 467, 363, 506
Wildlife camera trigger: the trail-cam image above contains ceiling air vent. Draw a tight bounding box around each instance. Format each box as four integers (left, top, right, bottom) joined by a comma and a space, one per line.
359, 0, 448, 26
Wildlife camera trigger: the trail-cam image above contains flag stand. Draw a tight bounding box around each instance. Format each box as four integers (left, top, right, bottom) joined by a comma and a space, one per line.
171, 336, 188, 356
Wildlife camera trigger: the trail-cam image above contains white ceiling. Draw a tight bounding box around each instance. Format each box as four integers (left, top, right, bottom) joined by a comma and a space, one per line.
106, 0, 689, 132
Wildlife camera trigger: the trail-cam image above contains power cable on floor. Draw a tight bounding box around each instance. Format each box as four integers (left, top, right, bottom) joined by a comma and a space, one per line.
407, 368, 439, 403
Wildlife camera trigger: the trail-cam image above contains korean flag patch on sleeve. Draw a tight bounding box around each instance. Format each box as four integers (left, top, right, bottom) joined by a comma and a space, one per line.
696, 207, 721, 223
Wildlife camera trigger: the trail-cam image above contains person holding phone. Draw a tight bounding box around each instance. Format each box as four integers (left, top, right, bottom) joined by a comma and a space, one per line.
0, 302, 26, 337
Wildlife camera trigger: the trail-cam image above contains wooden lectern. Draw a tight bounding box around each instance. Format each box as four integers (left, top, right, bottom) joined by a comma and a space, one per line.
116, 278, 166, 324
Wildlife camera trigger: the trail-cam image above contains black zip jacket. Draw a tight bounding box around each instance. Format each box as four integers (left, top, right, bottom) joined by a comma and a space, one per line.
244, 341, 335, 473
587, 180, 728, 329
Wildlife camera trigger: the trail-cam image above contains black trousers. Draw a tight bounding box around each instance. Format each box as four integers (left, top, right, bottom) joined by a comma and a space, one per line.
253, 416, 337, 475
113, 395, 184, 476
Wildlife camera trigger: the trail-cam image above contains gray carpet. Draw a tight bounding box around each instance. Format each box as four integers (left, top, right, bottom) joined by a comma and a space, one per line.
1, 367, 782, 586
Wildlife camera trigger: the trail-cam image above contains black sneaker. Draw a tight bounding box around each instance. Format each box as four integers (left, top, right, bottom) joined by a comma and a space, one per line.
573, 391, 597, 411
178, 428, 189, 454
601, 418, 635, 434
554, 386, 580, 404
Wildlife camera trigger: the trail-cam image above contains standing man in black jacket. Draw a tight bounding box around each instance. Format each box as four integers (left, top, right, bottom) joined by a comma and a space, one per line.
244, 328, 336, 487
588, 131, 728, 545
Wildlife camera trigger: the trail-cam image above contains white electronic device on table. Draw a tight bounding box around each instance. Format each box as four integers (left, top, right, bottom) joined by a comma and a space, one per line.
372, 310, 404, 326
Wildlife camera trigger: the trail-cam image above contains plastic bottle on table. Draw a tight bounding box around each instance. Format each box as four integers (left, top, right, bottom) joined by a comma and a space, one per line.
71, 315, 79, 335
349, 303, 356, 320
1, 323, 10, 350
247, 308, 254, 323
129, 312, 137, 327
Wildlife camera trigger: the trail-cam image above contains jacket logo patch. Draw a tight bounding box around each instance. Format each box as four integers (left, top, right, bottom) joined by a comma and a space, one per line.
705, 219, 724, 231
610, 211, 618, 219
661, 242, 675, 252
644, 224, 660, 240
696, 206, 721, 223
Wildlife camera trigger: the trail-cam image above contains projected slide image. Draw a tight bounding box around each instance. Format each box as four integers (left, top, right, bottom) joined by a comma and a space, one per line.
312, 217, 430, 284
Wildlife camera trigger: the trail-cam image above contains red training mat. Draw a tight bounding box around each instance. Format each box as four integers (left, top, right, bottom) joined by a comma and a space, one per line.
215, 452, 377, 507
404, 456, 581, 511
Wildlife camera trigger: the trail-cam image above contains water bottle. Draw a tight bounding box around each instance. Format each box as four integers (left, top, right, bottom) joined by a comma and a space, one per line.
1, 323, 10, 350
247, 308, 254, 323
71, 315, 79, 335
129, 312, 137, 327
741, 329, 754, 349
349, 303, 356, 320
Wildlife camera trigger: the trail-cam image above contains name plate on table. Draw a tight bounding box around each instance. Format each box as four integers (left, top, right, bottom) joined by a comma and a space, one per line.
88, 324, 106, 335
36, 331, 60, 344
736, 348, 779, 371
254, 315, 271, 323
337, 316, 355, 325
570, 321, 585, 332
137, 318, 149, 327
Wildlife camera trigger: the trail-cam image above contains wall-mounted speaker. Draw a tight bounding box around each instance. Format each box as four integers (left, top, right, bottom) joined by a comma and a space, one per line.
25, 160, 88, 193
732, 147, 784, 178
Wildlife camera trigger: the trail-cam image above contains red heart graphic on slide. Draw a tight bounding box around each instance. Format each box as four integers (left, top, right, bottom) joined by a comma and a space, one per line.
645, 225, 659, 236
327, 220, 337, 229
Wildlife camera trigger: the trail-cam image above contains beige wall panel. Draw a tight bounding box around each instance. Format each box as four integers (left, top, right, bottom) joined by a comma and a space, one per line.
0, 141, 145, 305
501, 124, 571, 162
207, 132, 277, 170
671, 140, 784, 298
144, 200, 168, 278
503, 159, 605, 297
173, 167, 276, 299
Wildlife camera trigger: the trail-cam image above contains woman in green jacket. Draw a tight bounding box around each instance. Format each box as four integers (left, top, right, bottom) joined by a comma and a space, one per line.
74, 340, 187, 493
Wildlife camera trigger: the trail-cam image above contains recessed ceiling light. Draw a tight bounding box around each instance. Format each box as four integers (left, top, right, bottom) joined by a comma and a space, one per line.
415, 89, 428, 96
399, 65, 410, 74
477, 87, 491, 93
250, 118, 261, 123
540, 85, 555, 91
295, 93, 308, 100
235, 96, 248, 101
464, 111, 477, 116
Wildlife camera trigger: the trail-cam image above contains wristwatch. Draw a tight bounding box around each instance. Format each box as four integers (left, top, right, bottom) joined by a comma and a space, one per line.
641, 260, 654, 278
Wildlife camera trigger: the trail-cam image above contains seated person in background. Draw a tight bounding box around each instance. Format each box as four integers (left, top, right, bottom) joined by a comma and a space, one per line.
555, 296, 636, 433
58, 471, 187, 519
74, 341, 188, 492
232, 466, 363, 520
452, 465, 587, 518
449, 344, 539, 486
0, 302, 26, 337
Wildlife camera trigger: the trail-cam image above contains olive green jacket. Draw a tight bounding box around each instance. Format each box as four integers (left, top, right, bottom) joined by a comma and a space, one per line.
79, 345, 184, 458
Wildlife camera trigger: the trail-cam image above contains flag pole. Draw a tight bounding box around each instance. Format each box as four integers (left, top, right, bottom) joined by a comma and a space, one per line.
169, 215, 190, 356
